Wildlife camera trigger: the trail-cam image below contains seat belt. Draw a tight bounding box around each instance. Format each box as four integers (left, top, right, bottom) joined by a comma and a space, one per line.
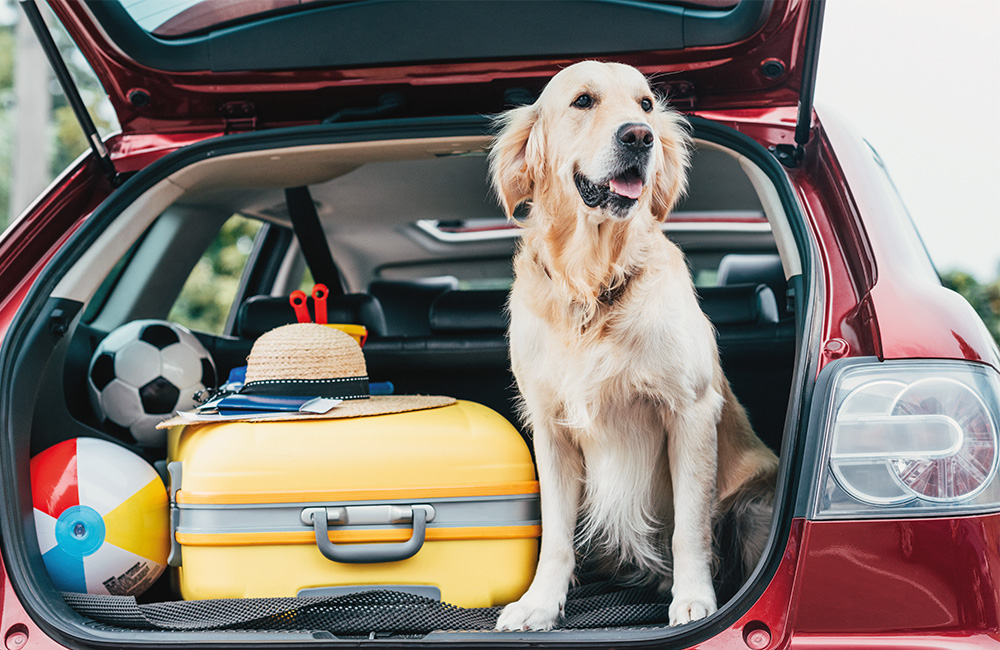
284, 186, 345, 296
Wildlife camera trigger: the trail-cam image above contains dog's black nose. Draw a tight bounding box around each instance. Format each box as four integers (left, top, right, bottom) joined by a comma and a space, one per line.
617, 123, 654, 152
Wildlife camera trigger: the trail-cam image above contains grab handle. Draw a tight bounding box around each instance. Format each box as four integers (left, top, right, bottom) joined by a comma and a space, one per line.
302, 505, 433, 564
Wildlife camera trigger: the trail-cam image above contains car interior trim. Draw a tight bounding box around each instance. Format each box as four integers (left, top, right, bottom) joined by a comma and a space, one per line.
50, 179, 184, 304
739, 156, 802, 279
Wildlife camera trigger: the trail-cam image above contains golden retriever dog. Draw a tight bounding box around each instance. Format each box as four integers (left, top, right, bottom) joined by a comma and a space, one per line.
490, 61, 779, 631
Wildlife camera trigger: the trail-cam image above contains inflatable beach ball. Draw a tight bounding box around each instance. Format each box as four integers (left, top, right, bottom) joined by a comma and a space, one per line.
31, 438, 169, 596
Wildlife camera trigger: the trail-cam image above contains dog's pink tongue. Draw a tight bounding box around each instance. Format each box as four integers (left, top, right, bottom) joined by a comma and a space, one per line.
610, 177, 643, 199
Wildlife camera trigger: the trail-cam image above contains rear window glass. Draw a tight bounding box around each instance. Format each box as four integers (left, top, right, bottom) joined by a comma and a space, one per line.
118, 0, 335, 36
119, 0, 740, 37
118, 0, 200, 32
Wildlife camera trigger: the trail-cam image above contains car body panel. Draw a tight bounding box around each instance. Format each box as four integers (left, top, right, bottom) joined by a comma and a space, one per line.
1, 554, 71, 650
699, 108, 1000, 375
788, 633, 1000, 649
46, 0, 814, 134
698, 515, 1000, 645
791, 515, 1000, 637
815, 107, 1000, 370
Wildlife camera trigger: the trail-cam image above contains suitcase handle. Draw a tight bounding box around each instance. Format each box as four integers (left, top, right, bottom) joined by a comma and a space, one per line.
304, 505, 432, 564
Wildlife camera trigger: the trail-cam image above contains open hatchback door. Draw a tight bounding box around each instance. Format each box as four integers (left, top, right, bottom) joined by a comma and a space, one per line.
45, 0, 820, 134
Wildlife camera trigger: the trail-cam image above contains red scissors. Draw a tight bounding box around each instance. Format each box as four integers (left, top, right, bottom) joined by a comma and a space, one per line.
312, 284, 328, 324
288, 284, 329, 324
289, 290, 310, 323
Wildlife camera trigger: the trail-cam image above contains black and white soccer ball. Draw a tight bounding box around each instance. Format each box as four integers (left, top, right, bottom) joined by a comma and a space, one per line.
88, 320, 216, 447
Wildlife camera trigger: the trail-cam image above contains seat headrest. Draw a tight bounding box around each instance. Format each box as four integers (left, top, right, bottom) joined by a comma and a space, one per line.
368, 277, 460, 337
717, 254, 785, 289
717, 254, 789, 318
427, 285, 775, 333
428, 289, 508, 334
698, 284, 779, 326
235, 294, 388, 340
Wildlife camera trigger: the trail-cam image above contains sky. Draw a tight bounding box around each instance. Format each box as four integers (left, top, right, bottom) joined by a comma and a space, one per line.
815, 0, 1000, 281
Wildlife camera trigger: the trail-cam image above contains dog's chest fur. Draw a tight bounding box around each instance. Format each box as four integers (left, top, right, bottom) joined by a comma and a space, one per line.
510, 232, 717, 420
508, 234, 720, 573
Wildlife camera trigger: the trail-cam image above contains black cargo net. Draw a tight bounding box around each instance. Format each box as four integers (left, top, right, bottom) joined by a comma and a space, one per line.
63, 582, 673, 635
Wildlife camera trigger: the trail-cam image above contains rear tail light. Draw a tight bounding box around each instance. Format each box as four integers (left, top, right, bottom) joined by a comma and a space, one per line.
811, 360, 1000, 519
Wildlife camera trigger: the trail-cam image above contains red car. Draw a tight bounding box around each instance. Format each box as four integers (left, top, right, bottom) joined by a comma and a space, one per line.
1, 0, 998, 648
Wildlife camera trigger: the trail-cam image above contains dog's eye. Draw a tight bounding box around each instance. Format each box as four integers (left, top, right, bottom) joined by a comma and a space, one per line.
572, 94, 594, 109
641, 98, 653, 113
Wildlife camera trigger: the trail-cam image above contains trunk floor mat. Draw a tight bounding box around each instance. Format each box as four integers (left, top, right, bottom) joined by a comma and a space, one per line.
63, 581, 674, 634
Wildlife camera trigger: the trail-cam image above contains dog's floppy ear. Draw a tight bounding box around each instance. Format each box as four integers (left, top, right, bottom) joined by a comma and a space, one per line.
649, 104, 692, 222
489, 104, 543, 218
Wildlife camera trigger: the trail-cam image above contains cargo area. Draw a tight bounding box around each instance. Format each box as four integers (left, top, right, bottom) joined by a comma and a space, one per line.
0, 119, 807, 644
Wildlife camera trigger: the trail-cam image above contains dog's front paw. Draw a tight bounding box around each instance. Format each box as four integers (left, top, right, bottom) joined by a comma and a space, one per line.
668, 593, 717, 626
495, 592, 564, 631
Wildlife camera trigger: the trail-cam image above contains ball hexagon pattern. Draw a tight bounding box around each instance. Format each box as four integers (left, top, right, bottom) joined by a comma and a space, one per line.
88, 320, 216, 447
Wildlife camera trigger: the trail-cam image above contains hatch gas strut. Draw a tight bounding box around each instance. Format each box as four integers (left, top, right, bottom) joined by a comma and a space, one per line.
773, 0, 826, 168
19, 0, 120, 187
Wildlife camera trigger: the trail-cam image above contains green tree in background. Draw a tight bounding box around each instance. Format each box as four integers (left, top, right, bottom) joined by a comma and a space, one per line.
168, 216, 263, 335
0, 25, 14, 228
0, 4, 114, 231
48, 21, 113, 176
941, 271, 1000, 344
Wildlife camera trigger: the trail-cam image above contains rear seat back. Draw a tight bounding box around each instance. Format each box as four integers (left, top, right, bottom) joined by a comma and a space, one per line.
378, 284, 790, 449
422, 285, 779, 332
364, 288, 514, 430
698, 284, 779, 326
234, 283, 792, 452
235, 293, 388, 339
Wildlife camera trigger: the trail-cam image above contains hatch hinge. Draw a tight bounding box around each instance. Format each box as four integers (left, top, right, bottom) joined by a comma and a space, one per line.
221, 102, 258, 133
660, 81, 696, 112
770, 144, 804, 168
20, 0, 121, 187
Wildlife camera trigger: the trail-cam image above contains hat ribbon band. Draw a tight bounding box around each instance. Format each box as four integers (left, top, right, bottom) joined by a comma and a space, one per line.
240, 375, 370, 400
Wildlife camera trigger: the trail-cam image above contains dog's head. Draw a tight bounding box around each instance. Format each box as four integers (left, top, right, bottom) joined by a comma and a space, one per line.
490, 61, 691, 223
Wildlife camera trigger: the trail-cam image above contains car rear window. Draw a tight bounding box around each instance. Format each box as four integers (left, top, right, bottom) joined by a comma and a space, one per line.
119, 0, 324, 36
120, 0, 742, 38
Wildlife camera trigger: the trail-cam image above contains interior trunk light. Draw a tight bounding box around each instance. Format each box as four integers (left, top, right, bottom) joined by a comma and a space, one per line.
814, 360, 1000, 519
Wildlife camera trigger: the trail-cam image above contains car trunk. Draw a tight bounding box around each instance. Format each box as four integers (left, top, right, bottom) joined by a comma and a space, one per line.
0, 109, 815, 646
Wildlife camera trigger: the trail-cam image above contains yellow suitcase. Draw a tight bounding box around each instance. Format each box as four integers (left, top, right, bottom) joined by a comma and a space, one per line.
165, 400, 539, 607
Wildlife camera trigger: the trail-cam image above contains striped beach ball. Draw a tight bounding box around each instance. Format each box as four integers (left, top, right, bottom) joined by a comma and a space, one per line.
31, 438, 169, 596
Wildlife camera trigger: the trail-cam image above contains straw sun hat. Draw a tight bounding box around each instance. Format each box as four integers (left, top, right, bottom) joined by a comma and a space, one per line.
161, 323, 453, 426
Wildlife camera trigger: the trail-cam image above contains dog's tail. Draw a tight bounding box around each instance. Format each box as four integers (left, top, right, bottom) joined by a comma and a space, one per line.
712, 468, 776, 603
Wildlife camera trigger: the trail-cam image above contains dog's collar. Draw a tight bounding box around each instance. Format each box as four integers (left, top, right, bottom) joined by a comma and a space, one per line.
599, 275, 633, 307
535, 253, 635, 308
599, 266, 641, 307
